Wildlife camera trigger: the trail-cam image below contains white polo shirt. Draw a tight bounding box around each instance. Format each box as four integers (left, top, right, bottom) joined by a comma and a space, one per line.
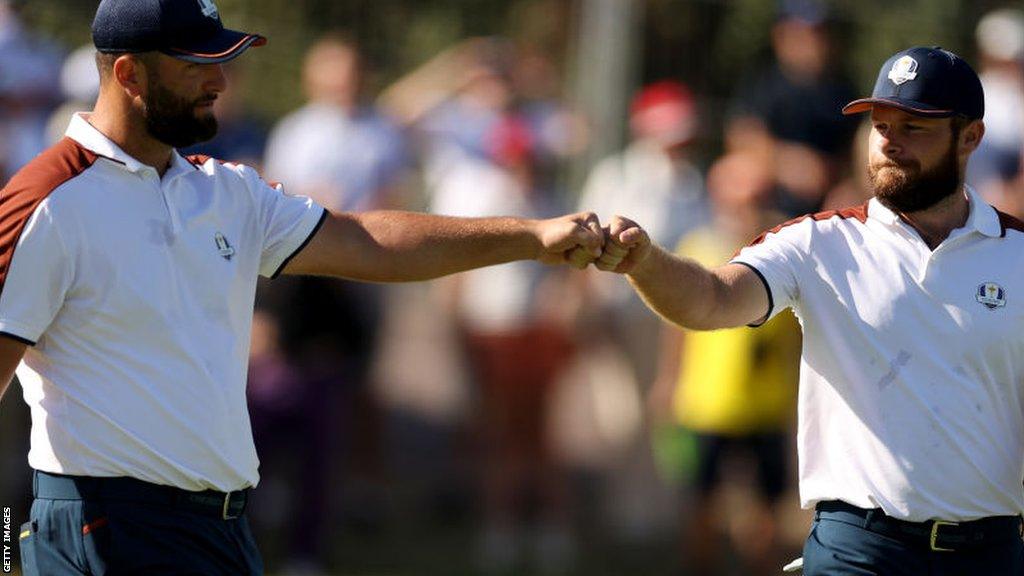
734, 188, 1024, 522
0, 113, 325, 492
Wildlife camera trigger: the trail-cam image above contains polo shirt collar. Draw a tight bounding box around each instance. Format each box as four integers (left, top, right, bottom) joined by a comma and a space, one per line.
867, 185, 1002, 239
65, 112, 193, 179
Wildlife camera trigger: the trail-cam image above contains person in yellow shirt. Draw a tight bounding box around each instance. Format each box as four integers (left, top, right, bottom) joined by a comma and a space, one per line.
649, 151, 801, 576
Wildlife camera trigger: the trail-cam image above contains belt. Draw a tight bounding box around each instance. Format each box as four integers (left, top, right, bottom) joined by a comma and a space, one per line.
815, 500, 1023, 552
33, 471, 250, 520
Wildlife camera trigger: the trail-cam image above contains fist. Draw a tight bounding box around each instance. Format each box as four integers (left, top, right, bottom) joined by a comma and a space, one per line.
595, 216, 651, 273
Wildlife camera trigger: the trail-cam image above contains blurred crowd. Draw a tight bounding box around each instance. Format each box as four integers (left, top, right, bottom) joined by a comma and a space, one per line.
2, 0, 1023, 575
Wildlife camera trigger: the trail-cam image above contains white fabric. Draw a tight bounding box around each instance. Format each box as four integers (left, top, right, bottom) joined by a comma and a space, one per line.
733, 187, 1024, 522
1, 113, 325, 491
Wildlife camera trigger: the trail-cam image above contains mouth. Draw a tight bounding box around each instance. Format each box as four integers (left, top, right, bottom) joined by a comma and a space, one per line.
194, 96, 218, 110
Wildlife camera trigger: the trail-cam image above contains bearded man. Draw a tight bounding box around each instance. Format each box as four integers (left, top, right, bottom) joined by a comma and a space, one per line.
591, 46, 1024, 575
0, 1, 606, 573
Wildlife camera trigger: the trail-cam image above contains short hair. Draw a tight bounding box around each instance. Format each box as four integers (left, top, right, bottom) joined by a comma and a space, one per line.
95, 51, 120, 81
94, 51, 160, 83
950, 114, 973, 136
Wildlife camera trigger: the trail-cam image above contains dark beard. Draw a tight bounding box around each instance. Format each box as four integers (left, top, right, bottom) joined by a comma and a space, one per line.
869, 136, 960, 213
141, 76, 218, 149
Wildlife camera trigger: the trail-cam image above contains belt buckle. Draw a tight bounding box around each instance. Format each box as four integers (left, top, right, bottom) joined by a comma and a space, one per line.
930, 520, 958, 552
221, 492, 238, 520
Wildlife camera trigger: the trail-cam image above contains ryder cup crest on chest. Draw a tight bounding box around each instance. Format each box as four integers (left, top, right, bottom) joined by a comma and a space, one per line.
976, 282, 1006, 310
887, 55, 918, 85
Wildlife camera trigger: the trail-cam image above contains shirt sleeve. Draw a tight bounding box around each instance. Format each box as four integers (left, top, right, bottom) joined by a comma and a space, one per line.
730, 218, 809, 326
249, 173, 327, 279
0, 201, 73, 344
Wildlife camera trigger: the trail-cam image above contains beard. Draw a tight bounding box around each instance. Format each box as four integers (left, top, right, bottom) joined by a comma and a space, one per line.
141, 76, 218, 149
868, 136, 960, 213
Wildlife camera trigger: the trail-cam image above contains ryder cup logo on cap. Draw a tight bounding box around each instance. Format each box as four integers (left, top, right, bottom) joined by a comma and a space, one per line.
842, 46, 984, 119
198, 0, 220, 19
92, 0, 266, 64
887, 55, 918, 85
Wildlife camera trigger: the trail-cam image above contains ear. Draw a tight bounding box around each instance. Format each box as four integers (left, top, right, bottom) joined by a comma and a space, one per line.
958, 120, 984, 156
112, 54, 148, 98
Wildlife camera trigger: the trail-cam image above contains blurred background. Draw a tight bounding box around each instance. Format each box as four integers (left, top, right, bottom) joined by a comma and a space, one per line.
1, 0, 1022, 575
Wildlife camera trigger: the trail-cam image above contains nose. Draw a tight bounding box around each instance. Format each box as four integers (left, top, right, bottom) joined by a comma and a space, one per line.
875, 126, 901, 158
204, 63, 227, 94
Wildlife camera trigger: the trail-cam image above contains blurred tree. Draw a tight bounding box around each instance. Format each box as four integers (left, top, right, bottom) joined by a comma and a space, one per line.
19, 0, 1003, 174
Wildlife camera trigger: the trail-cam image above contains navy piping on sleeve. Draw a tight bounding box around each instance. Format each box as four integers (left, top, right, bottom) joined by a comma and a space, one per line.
733, 261, 773, 327
0, 331, 35, 346
271, 209, 328, 279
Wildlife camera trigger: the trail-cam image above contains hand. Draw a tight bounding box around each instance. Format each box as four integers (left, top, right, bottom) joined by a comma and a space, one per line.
535, 212, 604, 269
595, 216, 652, 273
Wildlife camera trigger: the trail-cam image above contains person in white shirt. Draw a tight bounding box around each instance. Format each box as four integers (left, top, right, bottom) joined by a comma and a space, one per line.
0, 1, 605, 574
595, 46, 1024, 575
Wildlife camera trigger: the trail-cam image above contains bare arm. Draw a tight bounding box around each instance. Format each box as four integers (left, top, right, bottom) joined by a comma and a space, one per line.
0, 336, 27, 403
281, 209, 604, 281
597, 217, 770, 331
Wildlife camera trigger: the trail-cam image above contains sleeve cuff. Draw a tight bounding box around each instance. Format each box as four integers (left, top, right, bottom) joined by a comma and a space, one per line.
731, 261, 773, 327
0, 320, 41, 346
269, 208, 328, 279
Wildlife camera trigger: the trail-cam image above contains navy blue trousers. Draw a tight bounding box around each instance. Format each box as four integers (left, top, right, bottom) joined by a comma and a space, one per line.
803, 512, 1024, 575
19, 495, 263, 575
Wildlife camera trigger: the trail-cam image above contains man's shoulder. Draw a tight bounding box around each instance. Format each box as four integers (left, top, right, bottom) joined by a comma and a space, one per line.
1, 138, 101, 203
181, 154, 283, 196
748, 203, 869, 247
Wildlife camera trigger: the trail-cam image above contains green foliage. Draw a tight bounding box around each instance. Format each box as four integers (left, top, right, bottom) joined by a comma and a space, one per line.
20, 0, 1002, 127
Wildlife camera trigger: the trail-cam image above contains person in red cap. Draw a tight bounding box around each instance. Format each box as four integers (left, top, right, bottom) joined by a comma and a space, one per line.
576, 83, 708, 520
0, 1, 607, 573
593, 46, 1024, 575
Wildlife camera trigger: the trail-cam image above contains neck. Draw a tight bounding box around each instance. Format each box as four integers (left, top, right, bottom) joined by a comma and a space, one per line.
896, 187, 970, 250
89, 97, 174, 176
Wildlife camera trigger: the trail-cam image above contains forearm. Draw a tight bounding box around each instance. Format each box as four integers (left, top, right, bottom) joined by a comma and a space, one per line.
626, 245, 727, 330
288, 210, 542, 282
0, 337, 27, 404
356, 211, 541, 281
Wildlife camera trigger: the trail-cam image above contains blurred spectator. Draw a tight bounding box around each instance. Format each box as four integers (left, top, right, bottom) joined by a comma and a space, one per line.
432, 115, 579, 574
726, 0, 858, 216
182, 63, 269, 168
46, 43, 100, 144
577, 80, 707, 400
379, 37, 518, 204
968, 7, 1024, 218
255, 34, 410, 575
245, 311, 331, 575
574, 80, 707, 544
648, 151, 801, 576
0, 0, 63, 183
821, 118, 873, 210
266, 34, 408, 211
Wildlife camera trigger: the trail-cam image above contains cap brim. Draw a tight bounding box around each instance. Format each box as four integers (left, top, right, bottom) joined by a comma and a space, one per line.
164, 29, 267, 64
842, 97, 954, 117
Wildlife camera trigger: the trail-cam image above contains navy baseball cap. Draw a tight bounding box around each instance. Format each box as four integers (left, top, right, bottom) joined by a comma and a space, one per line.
92, 0, 266, 64
842, 46, 984, 119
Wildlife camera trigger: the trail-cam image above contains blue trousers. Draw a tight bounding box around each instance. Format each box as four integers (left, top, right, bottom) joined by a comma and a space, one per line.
19, 486, 262, 575
803, 511, 1024, 575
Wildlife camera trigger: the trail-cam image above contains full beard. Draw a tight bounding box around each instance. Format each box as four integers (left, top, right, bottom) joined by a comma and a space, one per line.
869, 138, 960, 214
141, 82, 219, 149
